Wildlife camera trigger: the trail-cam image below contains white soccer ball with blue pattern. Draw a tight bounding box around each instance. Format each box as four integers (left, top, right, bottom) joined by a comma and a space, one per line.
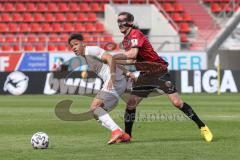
31, 132, 49, 149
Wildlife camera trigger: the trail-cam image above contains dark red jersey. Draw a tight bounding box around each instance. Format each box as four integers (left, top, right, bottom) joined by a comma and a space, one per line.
122, 29, 168, 70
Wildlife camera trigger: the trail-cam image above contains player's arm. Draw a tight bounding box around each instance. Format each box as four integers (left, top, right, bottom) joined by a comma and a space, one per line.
102, 53, 134, 79
101, 53, 116, 90
112, 48, 139, 63
101, 53, 116, 76
112, 48, 139, 78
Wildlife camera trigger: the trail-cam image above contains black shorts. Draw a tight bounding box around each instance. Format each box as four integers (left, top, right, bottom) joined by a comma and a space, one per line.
131, 72, 177, 97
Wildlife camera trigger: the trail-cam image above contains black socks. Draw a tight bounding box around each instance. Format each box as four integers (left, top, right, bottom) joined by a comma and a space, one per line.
180, 102, 205, 128
124, 109, 136, 137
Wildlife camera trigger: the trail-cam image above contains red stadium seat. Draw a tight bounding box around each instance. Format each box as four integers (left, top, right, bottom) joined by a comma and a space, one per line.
57, 44, 67, 51
221, 3, 233, 12
30, 23, 41, 33
3, 3, 14, 12
51, 23, 62, 32
179, 23, 191, 33
1, 13, 11, 22
35, 44, 46, 51
74, 23, 85, 32
171, 13, 183, 22
12, 13, 22, 22
49, 34, 59, 42
1, 45, 12, 51
5, 34, 16, 42
80, 3, 90, 12
38, 34, 48, 42
103, 34, 113, 42
85, 23, 95, 32
13, 45, 20, 51
55, 13, 65, 22
163, 3, 174, 12
182, 13, 193, 22
48, 44, 57, 51
17, 34, 25, 42
90, 3, 101, 12
96, 23, 104, 32
100, 3, 105, 12
65, 13, 76, 22
76, 13, 88, 22
20, 23, 30, 32
47, 3, 58, 12
211, 3, 221, 13
41, 23, 52, 32
26, 3, 36, 12
0, 24, 8, 32
83, 33, 94, 42
23, 13, 33, 22
58, 3, 69, 12
69, 3, 79, 12
44, 13, 55, 22
59, 34, 69, 42
8, 23, 19, 33
173, 3, 184, 12
33, 13, 44, 22
23, 44, 34, 51
36, 3, 47, 12
63, 23, 74, 32
27, 34, 38, 42
87, 13, 97, 22
15, 3, 25, 12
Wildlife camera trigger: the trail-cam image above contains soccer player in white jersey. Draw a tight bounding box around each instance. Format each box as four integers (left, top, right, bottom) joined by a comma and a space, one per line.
68, 33, 130, 144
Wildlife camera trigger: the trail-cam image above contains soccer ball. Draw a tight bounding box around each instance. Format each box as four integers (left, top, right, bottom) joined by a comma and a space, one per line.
31, 132, 49, 149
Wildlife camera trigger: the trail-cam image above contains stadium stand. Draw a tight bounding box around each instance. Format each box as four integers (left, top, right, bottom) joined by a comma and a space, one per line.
0, 0, 239, 51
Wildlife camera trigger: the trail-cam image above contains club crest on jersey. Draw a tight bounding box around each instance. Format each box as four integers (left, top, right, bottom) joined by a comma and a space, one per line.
131, 39, 138, 47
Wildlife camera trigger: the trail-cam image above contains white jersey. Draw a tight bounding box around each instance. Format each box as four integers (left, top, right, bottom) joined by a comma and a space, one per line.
84, 46, 124, 82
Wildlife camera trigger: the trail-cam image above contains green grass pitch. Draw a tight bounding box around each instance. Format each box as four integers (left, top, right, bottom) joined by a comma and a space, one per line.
0, 94, 240, 160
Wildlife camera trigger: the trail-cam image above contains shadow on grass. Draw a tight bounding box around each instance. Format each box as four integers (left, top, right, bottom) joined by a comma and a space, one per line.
129, 137, 204, 144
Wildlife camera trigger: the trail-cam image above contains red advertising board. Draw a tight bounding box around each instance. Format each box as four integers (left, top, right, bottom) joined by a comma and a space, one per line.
0, 53, 22, 71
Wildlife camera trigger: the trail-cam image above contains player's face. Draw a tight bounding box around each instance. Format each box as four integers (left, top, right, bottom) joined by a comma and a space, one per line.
117, 15, 131, 34
69, 39, 85, 56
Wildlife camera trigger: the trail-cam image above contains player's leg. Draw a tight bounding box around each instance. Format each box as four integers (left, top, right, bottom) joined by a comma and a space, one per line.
94, 78, 130, 144
90, 98, 124, 144
90, 98, 120, 132
167, 93, 213, 142
124, 94, 143, 137
115, 94, 143, 143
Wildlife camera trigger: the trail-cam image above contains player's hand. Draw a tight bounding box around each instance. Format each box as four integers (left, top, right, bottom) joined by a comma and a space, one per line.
127, 72, 137, 82
107, 80, 114, 91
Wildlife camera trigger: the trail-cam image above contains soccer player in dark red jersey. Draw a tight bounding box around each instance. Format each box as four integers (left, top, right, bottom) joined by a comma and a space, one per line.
112, 12, 213, 143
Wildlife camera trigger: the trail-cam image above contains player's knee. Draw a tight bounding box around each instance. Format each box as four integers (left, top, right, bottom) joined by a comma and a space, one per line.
126, 105, 136, 110
90, 101, 104, 111
172, 99, 183, 108
126, 99, 137, 110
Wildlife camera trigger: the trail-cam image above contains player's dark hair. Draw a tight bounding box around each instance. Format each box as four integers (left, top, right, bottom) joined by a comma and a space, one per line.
68, 33, 84, 44
118, 12, 134, 22
118, 12, 138, 29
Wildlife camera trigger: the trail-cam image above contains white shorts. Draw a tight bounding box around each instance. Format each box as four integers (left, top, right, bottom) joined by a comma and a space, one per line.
96, 78, 127, 111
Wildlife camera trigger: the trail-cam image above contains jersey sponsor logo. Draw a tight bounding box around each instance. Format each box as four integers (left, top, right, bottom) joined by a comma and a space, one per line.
3, 71, 29, 95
